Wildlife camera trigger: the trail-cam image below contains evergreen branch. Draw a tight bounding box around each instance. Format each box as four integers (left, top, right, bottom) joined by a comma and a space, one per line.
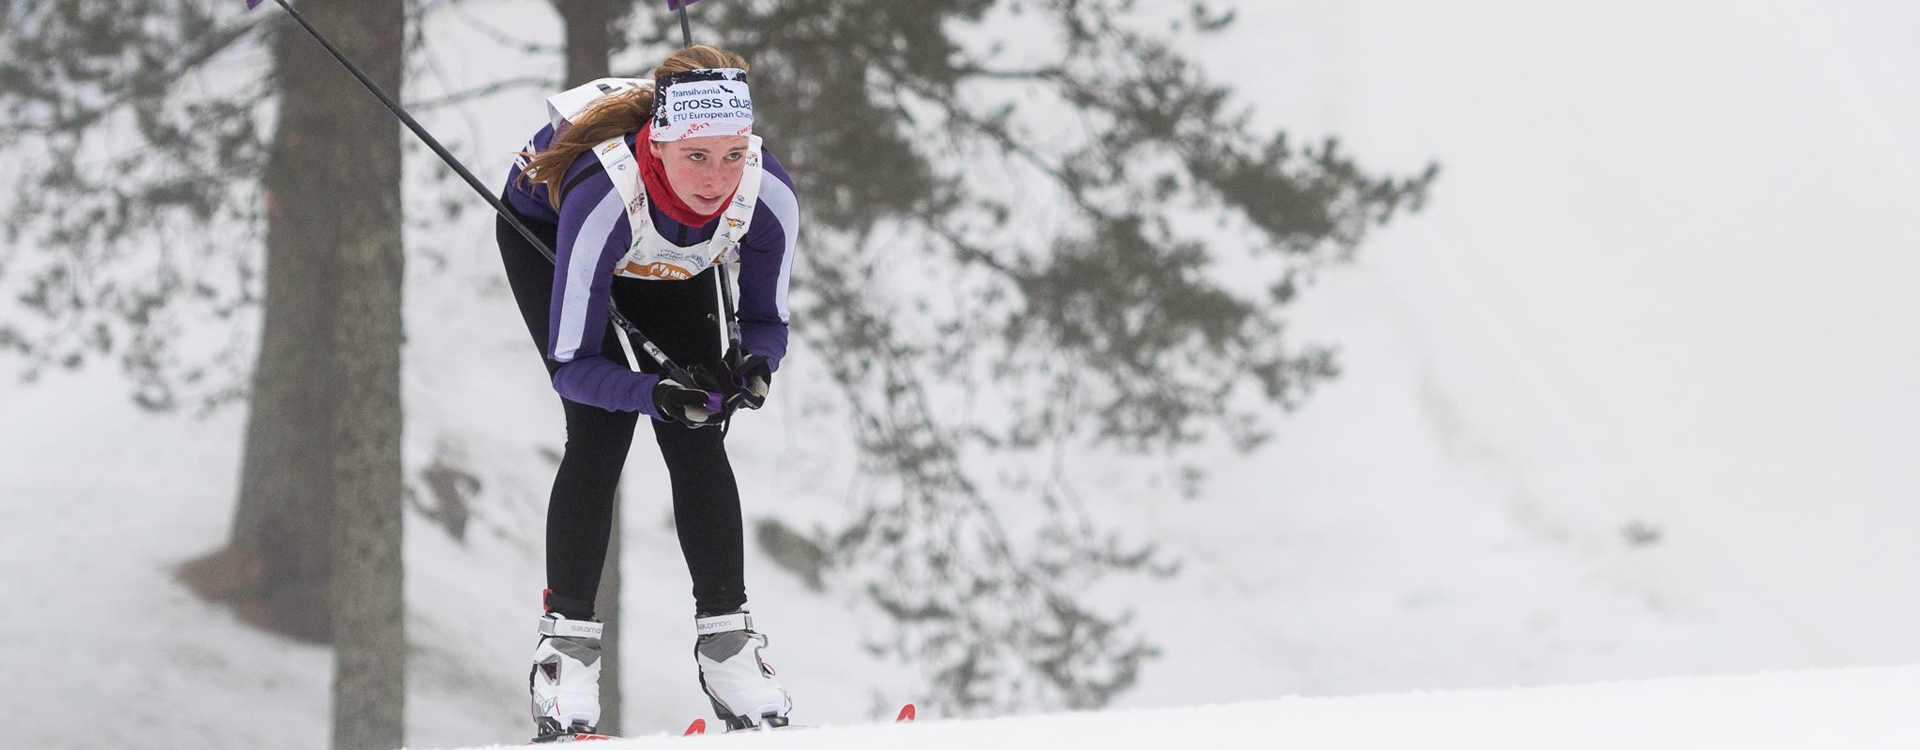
0, 9, 267, 137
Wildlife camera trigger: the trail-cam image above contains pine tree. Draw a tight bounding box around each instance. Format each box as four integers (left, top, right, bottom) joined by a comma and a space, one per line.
645, 0, 1440, 714
1, 1, 408, 746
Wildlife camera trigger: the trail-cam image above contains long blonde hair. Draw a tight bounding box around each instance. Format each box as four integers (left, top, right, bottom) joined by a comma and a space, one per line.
519, 45, 751, 211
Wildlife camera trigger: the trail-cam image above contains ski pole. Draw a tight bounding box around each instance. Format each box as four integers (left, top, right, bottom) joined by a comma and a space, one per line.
245, 0, 716, 407
672, 0, 695, 47
662, 2, 749, 379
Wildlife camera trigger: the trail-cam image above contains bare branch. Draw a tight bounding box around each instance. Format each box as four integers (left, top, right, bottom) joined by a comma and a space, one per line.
407, 75, 556, 111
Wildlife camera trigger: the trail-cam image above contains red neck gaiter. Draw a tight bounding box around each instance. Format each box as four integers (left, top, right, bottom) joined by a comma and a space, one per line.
636, 124, 732, 227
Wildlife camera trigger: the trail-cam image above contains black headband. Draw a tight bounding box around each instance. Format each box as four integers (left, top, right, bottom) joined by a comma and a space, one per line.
655, 67, 748, 89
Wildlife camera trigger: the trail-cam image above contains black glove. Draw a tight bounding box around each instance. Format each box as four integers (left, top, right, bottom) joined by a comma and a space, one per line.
651, 376, 722, 428
724, 352, 772, 411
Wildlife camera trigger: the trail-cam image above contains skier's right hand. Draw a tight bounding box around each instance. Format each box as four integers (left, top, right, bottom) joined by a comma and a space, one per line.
652, 377, 721, 428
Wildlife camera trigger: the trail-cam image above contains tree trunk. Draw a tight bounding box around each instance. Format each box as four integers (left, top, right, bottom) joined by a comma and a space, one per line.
197, 0, 412, 745
182, 0, 408, 743
595, 497, 623, 736
560, 0, 613, 87
310, 0, 409, 747
556, 0, 621, 733
196, 0, 358, 643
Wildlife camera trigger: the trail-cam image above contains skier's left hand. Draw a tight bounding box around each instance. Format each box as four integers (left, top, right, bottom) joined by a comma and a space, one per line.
725, 352, 772, 411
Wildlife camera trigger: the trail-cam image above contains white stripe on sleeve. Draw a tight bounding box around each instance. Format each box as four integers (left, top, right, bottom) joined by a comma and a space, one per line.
755, 172, 800, 324
552, 188, 629, 362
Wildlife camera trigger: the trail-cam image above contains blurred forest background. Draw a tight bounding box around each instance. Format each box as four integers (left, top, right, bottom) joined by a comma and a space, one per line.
1, 1, 1431, 748
9, 3, 1919, 750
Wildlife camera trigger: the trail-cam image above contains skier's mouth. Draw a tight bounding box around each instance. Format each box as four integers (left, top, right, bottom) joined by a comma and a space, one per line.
694, 193, 721, 205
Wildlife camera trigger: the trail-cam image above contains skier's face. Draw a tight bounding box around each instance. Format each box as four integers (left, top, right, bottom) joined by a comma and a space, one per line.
651, 136, 751, 215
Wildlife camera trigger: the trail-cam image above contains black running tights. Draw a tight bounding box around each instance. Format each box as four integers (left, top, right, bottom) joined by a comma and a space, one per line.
495, 209, 746, 620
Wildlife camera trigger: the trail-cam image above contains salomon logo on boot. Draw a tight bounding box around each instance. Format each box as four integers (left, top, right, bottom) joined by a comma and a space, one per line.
693, 611, 793, 730
529, 612, 605, 741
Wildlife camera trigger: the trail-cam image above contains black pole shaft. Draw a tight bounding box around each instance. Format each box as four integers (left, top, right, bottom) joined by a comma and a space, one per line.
671, 4, 743, 361
266, 0, 693, 382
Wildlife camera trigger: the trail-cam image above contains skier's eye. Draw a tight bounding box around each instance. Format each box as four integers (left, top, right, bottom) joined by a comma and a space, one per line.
688, 153, 706, 162
726, 152, 744, 162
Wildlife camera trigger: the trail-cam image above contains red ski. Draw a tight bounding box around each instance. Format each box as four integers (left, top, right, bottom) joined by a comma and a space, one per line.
681, 704, 915, 736
523, 720, 702, 744
526, 733, 617, 744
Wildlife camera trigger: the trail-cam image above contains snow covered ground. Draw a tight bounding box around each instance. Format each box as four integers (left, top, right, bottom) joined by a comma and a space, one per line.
458, 665, 1920, 749
4, 1, 1918, 749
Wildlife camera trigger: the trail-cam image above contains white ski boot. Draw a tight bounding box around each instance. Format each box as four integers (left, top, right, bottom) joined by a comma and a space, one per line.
694, 611, 793, 730
530, 612, 605, 740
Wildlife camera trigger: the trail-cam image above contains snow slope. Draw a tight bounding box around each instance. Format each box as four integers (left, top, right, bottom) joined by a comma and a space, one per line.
443, 666, 1920, 749
3, 1, 1918, 749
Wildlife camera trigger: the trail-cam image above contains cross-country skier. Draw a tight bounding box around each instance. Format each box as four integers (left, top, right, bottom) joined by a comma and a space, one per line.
496, 45, 799, 741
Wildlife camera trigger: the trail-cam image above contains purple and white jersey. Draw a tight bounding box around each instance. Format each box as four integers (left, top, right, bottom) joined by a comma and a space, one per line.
505, 125, 800, 415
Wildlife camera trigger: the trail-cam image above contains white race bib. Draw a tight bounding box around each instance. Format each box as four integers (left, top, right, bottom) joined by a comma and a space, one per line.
545, 79, 763, 281
589, 133, 762, 281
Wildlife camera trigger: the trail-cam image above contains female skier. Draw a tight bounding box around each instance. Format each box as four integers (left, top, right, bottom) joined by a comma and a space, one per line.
496, 45, 799, 741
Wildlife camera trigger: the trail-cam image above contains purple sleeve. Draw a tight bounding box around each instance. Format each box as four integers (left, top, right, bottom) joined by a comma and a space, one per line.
736, 152, 799, 371
552, 357, 659, 415
545, 164, 663, 416
504, 125, 561, 223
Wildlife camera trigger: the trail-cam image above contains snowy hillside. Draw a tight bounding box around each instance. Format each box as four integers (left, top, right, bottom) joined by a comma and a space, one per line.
4, 2, 1919, 750
450, 666, 1920, 749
